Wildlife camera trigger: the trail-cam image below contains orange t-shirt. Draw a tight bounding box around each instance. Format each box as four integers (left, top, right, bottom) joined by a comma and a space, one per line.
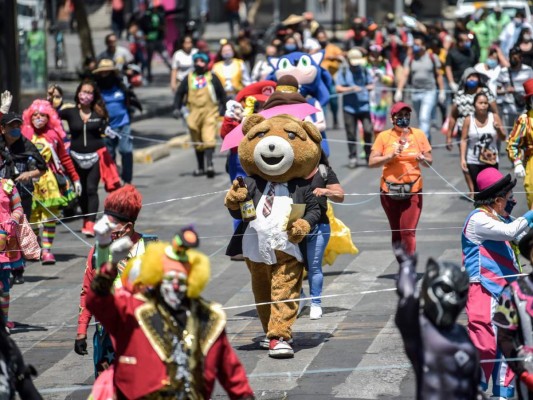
371, 127, 431, 193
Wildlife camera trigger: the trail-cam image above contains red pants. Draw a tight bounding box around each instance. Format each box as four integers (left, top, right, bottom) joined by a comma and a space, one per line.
466, 283, 514, 397
380, 192, 422, 255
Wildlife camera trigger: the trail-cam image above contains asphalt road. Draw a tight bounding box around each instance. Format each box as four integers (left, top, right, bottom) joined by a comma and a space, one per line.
9, 111, 524, 399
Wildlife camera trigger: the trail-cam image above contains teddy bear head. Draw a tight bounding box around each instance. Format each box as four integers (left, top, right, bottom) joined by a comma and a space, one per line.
238, 113, 322, 182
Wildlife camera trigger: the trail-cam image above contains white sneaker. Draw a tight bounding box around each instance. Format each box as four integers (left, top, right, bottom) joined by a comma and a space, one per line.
310, 304, 322, 320
269, 338, 294, 358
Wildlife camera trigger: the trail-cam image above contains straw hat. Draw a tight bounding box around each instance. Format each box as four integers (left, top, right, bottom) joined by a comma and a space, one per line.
92, 59, 118, 74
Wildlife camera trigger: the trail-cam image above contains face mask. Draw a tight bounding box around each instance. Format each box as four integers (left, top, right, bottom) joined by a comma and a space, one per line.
97, 75, 116, 89
284, 44, 297, 52
462, 41, 471, 50
515, 18, 523, 27
32, 117, 47, 130
318, 40, 328, 48
412, 45, 422, 54
110, 223, 129, 241
222, 52, 234, 60
52, 97, 62, 108
465, 79, 479, 89
159, 271, 187, 310
194, 64, 206, 74
510, 58, 520, 67
8, 128, 21, 139
486, 58, 498, 69
395, 117, 410, 128
78, 92, 94, 106
504, 197, 517, 214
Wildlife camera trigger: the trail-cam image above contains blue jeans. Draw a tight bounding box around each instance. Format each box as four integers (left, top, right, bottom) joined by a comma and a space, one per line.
306, 223, 331, 305
411, 90, 436, 142
228, 152, 247, 231
105, 124, 133, 183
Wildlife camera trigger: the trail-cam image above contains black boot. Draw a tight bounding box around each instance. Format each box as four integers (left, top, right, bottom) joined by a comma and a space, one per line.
205, 148, 215, 178
193, 150, 205, 176
12, 269, 24, 284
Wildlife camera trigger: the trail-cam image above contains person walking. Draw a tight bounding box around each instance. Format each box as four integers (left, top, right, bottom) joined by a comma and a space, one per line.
306, 152, 344, 320
335, 48, 374, 168
22, 100, 81, 265
169, 35, 198, 93
445, 31, 478, 93
174, 52, 226, 178
496, 47, 533, 132
93, 59, 139, 184
394, 34, 446, 142
368, 102, 432, 260
461, 167, 533, 399
140, 5, 172, 83
212, 41, 251, 99
460, 92, 506, 195
59, 79, 119, 237
98, 33, 134, 72
507, 78, 533, 208
0, 113, 46, 284
367, 44, 394, 135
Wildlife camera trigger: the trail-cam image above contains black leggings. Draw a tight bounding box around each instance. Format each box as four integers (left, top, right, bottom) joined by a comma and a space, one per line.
74, 160, 100, 222
467, 163, 498, 192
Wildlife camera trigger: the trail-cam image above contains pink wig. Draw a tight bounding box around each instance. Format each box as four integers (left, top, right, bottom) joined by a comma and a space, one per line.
22, 99, 66, 140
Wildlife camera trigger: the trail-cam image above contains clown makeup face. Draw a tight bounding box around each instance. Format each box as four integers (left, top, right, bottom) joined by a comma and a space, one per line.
32, 112, 49, 130
107, 215, 133, 241
160, 270, 188, 310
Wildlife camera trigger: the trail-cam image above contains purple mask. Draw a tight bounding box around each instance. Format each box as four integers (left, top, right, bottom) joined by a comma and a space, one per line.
78, 92, 94, 105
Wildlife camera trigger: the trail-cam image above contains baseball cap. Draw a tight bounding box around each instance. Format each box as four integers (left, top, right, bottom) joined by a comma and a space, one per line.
390, 102, 412, 116
0, 112, 22, 126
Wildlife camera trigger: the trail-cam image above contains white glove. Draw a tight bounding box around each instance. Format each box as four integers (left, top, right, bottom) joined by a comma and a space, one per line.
450, 82, 459, 92
73, 180, 82, 196
104, 126, 119, 139
393, 90, 403, 103
438, 90, 446, 104
374, 69, 384, 78
0, 91, 13, 114
110, 236, 133, 263
94, 215, 117, 247
224, 100, 244, 121
514, 161, 526, 178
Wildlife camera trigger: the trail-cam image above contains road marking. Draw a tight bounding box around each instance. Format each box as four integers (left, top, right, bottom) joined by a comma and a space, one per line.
245, 250, 395, 392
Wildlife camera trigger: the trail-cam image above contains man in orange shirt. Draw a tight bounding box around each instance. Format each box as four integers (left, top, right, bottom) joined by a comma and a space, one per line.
368, 102, 432, 259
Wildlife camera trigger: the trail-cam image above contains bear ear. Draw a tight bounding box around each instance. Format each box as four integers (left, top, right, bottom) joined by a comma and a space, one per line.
243, 114, 266, 136
301, 121, 322, 144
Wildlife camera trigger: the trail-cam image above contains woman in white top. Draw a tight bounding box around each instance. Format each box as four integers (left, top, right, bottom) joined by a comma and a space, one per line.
474, 47, 507, 96
460, 92, 506, 194
170, 35, 198, 92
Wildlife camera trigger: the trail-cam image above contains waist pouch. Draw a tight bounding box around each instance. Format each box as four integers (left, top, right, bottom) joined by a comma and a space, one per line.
70, 150, 99, 170
384, 176, 420, 200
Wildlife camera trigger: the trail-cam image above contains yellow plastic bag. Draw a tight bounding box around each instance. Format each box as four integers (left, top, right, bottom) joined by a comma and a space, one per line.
323, 203, 359, 266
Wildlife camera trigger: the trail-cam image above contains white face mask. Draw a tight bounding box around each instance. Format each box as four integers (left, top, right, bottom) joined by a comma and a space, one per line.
32, 117, 47, 129
159, 271, 187, 310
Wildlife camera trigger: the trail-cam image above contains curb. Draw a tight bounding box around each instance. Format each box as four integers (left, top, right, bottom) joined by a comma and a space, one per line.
133, 131, 189, 164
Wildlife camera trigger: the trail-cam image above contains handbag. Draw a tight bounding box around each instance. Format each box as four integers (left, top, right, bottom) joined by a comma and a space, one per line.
16, 215, 41, 260
478, 146, 498, 165
323, 203, 359, 266
384, 176, 420, 201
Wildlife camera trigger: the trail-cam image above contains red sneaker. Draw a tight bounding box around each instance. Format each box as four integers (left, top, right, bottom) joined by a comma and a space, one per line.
41, 251, 56, 265
82, 220, 95, 237
268, 337, 294, 359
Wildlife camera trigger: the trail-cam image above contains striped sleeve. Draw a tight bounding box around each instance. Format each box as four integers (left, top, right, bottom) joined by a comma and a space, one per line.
9, 186, 23, 223
507, 114, 529, 163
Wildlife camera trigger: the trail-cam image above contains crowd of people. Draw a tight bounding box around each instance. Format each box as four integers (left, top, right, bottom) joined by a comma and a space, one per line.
6, 3, 533, 399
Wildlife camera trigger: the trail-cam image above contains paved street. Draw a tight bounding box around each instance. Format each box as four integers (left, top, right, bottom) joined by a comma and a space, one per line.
9, 110, 523, 399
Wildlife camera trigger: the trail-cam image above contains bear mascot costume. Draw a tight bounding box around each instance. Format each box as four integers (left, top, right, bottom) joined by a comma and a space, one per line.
224, 111, 322, 359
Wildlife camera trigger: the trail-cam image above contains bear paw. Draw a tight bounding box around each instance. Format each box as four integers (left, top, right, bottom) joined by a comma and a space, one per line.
224, 180, 249, 210
287, 219, 311, 244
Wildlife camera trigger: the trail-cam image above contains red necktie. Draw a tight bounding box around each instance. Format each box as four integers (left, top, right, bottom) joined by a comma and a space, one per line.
263, 183, 276, 217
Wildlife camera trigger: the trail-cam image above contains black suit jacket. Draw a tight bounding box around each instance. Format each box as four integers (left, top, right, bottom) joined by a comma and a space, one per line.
226, 175, 321, 261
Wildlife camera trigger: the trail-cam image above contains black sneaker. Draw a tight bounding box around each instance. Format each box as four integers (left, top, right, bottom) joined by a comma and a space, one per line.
13, 272, 24, 285
206, 166, 215, 178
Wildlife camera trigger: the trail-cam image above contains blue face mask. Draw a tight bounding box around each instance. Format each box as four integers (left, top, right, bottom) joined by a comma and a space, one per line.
465, 79, 479, 89
462, 41, 472, 49
412, 45, 422, 54
395, 117, 410, 128
8, 128, 21, 138
284, 44, 297, 52
486, 58, 498, 69
504, 197, 517, 214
